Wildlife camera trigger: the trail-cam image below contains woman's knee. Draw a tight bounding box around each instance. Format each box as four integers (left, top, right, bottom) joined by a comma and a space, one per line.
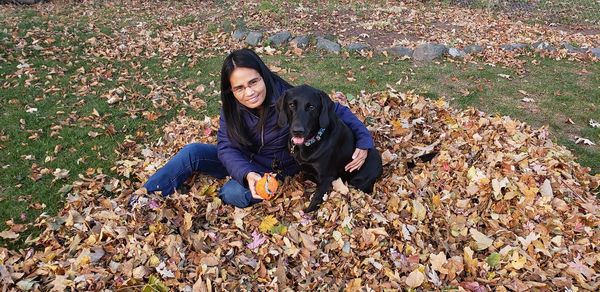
219, 180, 257, 208
219, 190, 251, 208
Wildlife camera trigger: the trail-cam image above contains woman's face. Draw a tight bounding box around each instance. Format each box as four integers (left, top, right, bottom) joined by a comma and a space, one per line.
229, 67, 266, 109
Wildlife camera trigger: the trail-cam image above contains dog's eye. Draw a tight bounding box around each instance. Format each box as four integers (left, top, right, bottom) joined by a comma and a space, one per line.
288, 103, 295, 109
308, 105, 315, 111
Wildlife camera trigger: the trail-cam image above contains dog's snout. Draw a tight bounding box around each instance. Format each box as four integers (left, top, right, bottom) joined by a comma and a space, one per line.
292, 127, 304, 136
291, 122, 305, 136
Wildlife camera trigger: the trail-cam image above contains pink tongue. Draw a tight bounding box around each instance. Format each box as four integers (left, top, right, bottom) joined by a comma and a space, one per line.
292, 137, 305, 145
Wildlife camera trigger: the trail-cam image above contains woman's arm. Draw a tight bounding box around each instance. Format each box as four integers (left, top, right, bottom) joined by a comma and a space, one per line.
217, 113, 260, 186
334, 103, 375, 172
334, 103, 375, 149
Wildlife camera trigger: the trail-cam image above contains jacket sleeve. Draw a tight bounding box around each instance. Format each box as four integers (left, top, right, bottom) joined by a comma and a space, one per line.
334, 103, 375, 150
217, 112, 260, 186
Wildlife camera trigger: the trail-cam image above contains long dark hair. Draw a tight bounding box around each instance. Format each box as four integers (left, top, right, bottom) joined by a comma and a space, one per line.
220, 48, 292, 148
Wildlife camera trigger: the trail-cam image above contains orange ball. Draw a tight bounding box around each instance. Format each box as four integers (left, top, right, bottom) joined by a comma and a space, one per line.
255, 173, 279, 200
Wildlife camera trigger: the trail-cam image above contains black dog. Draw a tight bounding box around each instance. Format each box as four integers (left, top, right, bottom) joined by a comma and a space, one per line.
277, 85, 383, 212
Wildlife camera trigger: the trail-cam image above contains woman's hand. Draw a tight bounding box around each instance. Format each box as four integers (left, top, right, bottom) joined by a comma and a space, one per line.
246, 172, 263, 200
345, 148, 368, 172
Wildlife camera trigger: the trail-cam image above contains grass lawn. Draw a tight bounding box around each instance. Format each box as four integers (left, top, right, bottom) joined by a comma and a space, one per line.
0, 2, 598, 247
431, 0, 600, 25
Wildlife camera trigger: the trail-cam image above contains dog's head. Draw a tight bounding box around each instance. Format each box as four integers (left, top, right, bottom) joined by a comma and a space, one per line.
276, 84, 334, 145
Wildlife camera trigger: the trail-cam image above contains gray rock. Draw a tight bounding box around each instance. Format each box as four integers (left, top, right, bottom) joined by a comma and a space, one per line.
268, 31, 292, 46
245, 32, 263, 46
591, 48, 600, 58
412, 43, 448, 62
532, 41, 555, 51
448, 48, 466, 58
387, 46, 413, 57
464, 44, 484, 54
346, 43, 370, 52
561, 42, 585, 53
501, 43, 527, 51
232, 30, 247, 41
316, 37, 341, 53
290, 35, 309, 48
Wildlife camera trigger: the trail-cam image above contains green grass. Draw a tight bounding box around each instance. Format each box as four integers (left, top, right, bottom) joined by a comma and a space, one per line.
1, 2, 599, 249
537, 0, 600, 24
258, 0, 280, 13
0, 6, 227, 245
442, 0, 600, 25
173, 15, 197, 26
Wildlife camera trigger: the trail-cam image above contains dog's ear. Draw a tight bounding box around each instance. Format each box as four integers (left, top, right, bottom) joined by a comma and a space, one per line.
277, 90, 289, 127
318, 90, 333, 129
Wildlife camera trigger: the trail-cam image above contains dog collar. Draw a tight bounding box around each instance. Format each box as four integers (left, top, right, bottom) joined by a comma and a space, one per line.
303, 128, 325, 146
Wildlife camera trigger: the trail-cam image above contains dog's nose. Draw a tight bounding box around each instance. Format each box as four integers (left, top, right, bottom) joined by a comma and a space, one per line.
292, 127, 304, 136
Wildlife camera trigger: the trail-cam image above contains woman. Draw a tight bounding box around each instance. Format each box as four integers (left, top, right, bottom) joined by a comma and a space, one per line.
135, 48, 376, 208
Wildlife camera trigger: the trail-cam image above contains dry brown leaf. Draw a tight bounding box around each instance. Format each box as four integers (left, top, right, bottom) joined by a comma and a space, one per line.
0, 230, 19, 239
470, 228, 493, 250
332, 178, 349, 195
405, 268, 425, 288
300, 232, 318, 252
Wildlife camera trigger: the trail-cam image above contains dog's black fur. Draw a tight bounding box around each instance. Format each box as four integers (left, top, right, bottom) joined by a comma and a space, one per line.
277, 85, 383, 212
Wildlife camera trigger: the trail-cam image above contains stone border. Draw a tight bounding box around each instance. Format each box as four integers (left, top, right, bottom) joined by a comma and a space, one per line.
232, 29, 600, 62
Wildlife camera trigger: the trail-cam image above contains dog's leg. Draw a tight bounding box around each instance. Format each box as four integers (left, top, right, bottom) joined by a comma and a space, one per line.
304, 176, 334, 213
349, 148, 383, 193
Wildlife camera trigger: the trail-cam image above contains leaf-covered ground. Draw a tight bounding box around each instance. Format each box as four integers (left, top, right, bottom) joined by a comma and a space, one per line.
2, 89, 600, 290
1, 0, 599, 290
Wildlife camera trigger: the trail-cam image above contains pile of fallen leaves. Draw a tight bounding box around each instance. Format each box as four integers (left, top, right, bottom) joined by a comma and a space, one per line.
2, 88, 599, 291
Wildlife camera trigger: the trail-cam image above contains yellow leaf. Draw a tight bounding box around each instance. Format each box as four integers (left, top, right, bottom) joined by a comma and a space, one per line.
509, 251, 527, 270
148, 255, 160, 267
391, 119, 409, 136
200, 184, 217, 197
384, 267, 402, 282
149, 222, 163, 233
345, 278, 362, 292
259, 215, 278, 233
467, 166, 477, 180
78, 255, 90, 266
434, 97, 448, 108
463, 246, 478, 276
431, 194, 441, 207
387, 196, 400, 212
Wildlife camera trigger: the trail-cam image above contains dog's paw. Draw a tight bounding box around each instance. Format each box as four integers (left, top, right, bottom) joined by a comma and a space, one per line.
304, 197, 323, 213
303, 204, 319, 213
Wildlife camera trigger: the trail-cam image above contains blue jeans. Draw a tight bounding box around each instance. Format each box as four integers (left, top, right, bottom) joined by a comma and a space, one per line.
143, 143, 262, 208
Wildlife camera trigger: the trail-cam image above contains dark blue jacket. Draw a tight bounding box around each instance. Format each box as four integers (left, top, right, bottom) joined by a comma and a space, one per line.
217, 82, 375, 186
